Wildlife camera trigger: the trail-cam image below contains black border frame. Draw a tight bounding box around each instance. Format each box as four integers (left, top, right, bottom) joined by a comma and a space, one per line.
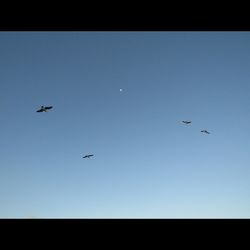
0, 13, 250, 31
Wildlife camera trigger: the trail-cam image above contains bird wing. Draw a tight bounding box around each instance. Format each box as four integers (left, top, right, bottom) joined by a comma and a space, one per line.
201, 130, 210, 134
45, 106, 53, 110
84, 154, 93, 158
36, 109, 43, 112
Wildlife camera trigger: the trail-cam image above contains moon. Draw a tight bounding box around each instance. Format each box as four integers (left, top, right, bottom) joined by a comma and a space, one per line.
119, 88, 123, 92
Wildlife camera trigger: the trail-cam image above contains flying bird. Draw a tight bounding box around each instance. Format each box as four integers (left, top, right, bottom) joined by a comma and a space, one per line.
182, 121, 192, 124
36, 106, 53, 112
82, 154, 94, 159
201, 130, 210, 134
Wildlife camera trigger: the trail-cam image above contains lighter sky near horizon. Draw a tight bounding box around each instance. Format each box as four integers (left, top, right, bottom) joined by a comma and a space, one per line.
0, 32, 249, 218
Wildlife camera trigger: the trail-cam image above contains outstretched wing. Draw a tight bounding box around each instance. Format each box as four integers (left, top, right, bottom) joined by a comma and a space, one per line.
83, 154, 94, 158
45, 106, 53, 110
36, 109, 43, 112
201, 130, 210, 134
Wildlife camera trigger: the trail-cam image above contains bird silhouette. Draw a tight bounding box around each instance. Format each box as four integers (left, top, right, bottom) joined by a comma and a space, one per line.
36, 106, 53, 112
82, 154, 94, 159
182, 121, 192, 124
201, 130, 210, 134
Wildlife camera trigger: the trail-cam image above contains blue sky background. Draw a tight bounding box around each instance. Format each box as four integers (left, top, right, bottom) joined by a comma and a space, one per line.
0, 32, 249, 218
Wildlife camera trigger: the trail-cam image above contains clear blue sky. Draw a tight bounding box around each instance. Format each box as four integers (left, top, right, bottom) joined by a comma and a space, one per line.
0, 32, 249, 218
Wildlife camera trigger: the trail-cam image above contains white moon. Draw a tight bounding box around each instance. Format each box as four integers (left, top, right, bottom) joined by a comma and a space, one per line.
119, 88, 123, 92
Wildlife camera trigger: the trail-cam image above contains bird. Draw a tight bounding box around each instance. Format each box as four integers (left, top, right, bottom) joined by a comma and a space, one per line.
182, 121, 192, 124
82, 154, 94, 159
36, 106, 53, 112
201, 130, 210, 134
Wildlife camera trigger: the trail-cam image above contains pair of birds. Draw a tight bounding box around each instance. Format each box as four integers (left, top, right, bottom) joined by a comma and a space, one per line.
36, 105, 94, 159
182, 121, 210, 134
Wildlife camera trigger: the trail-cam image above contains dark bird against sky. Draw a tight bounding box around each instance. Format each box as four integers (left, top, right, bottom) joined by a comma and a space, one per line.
201, 130, 210, 134
36, 106, 53, 112
82, 154, 94, 159
182, 121, 192, 124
